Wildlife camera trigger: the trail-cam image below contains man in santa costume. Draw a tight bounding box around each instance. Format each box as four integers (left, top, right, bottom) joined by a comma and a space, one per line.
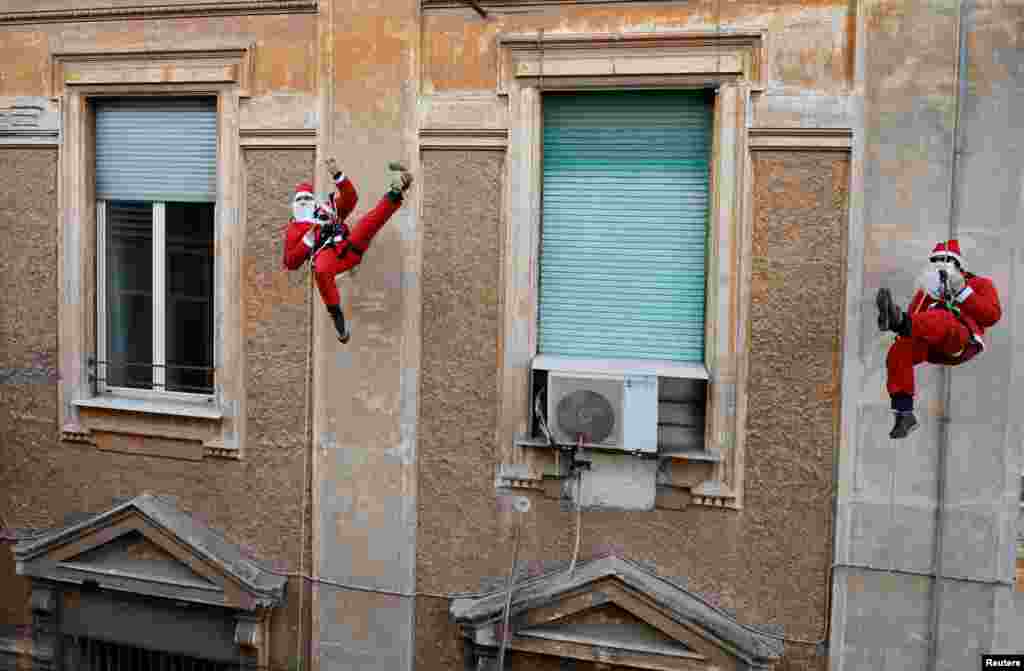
875, 239, 1002, 439
283, 158, 413, 343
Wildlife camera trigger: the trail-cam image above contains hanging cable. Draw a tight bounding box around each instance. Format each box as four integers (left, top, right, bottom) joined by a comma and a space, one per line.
295, 244, 316, 668
461, 0, 487, 19
928, 2, 969, 669
566, 435, 584, 579
496, 513, 524, 671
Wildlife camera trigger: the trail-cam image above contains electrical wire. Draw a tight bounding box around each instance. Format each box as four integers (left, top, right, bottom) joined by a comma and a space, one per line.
496, 516, 524, 671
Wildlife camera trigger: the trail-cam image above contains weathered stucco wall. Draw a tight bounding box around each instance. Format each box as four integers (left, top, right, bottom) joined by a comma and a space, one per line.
0, 15, 317, 99
312, 2, 421, 670
0, 149, 61, 534
243, 148, 317, 670
414, 145, 848, 669
0, 147, 315, 668
831, 0, 1024, 669
422, 0, 857, 130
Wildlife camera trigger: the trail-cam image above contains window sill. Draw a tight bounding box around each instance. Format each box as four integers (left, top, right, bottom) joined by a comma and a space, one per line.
73, 395, 223, 420
68, 394, 230, 460
533, 354, 709, 380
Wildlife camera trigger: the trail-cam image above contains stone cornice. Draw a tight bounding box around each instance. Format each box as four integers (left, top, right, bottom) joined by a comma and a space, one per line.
419, 127, 508, 150
748, 127, 853, 151
426, 0, 676, 8
0, 0, 316, 26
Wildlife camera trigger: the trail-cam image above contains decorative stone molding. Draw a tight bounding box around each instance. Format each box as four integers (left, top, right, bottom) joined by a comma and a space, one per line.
51, 46, 255, 98
0, 98, 60, 145
497, 30, 766, 509
15, 494, 288, 611
424, 0, 727, 10
239, 127, 317, 148
748, 127, 853, 151
497, 30, 767, 95
419, 127, 508, 151
0, 0, 316, 26
55, 47, 249, 458
451, 555, 782, 670
30, 585, 57, 614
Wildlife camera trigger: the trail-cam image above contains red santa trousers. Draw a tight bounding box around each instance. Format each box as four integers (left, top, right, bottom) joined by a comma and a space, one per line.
313, 195, 401, 307
886, 308, 979, 397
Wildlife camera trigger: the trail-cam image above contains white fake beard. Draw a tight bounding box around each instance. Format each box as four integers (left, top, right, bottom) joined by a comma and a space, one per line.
293, 202, 315, 222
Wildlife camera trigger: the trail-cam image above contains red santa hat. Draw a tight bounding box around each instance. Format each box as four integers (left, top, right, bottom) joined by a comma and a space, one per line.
930, 239, 963, 267
294, 182, 314, 198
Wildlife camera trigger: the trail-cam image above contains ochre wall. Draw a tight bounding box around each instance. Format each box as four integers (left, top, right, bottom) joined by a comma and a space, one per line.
0, 15, 316, 99
422, 1, 855, 97
414, 147, 849, 671
0, 143, 315, 670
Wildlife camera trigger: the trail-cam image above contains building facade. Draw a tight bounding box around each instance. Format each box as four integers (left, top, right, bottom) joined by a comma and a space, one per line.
0, 1, 1020, 670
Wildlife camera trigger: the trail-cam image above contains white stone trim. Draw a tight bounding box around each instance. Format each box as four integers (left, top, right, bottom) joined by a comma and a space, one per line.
56, 48, 248, 457
497, 30, 765, 509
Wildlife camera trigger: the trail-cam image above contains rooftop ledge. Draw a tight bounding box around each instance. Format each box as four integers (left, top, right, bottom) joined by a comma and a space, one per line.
73, 395, 223, 420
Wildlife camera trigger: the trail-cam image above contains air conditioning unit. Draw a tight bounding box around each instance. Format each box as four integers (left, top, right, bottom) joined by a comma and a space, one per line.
546, 371, 658, 454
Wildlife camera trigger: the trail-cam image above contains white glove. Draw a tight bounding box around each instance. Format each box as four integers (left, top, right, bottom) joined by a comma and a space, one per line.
918, 265, 965, 302
918, 267, 946, 301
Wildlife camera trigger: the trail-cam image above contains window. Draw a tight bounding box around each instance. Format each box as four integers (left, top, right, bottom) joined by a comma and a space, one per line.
93, 98, 217, 399
537, 89, 713, 365
532, 89, 712, 453
98, 201, 215, 396
65, 636, 233, 671
498, 31, 767, 507
55, 49, 251, 454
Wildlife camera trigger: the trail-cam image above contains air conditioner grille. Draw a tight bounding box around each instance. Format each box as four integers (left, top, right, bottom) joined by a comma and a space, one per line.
547, 374, 624, 447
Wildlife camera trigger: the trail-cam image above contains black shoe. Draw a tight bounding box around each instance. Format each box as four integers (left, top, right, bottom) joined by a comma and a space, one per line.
876, 288, 907, 335
327, 305, 351, 344
889, 411, 918, 439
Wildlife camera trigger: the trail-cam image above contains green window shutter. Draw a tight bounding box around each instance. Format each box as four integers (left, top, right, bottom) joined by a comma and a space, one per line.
539, 89, 713, 363
95, 97, 217, 203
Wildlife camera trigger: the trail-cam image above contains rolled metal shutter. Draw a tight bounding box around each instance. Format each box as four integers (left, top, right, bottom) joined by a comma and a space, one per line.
95, 97, 217, 203
539, 89, 712, 363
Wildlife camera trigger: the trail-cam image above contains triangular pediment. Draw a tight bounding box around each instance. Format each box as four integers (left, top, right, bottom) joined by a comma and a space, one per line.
451, 556, 782, 670
61, 530, 219, 591
518, 603, 700, 660
13, 493, 286, 611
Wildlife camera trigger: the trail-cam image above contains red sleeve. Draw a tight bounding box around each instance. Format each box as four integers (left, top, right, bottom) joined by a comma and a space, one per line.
959, 275, 1001, 328
333, 173, 358, 221
283, 220, 317, 271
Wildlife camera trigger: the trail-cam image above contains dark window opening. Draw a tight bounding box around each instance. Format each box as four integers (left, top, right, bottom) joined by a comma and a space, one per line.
64, 635, 234, 671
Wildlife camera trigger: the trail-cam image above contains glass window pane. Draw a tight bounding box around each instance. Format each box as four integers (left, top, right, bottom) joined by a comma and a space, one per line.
165, 202, 215, 394
106, 201, 153, 389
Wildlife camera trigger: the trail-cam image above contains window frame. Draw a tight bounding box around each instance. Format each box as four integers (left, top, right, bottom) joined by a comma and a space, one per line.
497, 31, 766, 509
96, 198, 217, 402
54, 48, 251, 456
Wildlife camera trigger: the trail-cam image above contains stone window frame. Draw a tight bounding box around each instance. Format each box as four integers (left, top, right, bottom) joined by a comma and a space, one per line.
54, 47, 253, 458
497, 31, 767, 509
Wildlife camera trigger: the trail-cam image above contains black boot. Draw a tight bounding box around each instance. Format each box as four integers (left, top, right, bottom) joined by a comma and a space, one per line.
890, 412, 919, 439
889, 393, 918, 439
326, 305, 351, 344
876, 288, 910, 336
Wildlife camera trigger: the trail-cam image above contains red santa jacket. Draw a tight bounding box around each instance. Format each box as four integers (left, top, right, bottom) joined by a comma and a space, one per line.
282, 173, 358, 271
908, 271, 1001, 349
